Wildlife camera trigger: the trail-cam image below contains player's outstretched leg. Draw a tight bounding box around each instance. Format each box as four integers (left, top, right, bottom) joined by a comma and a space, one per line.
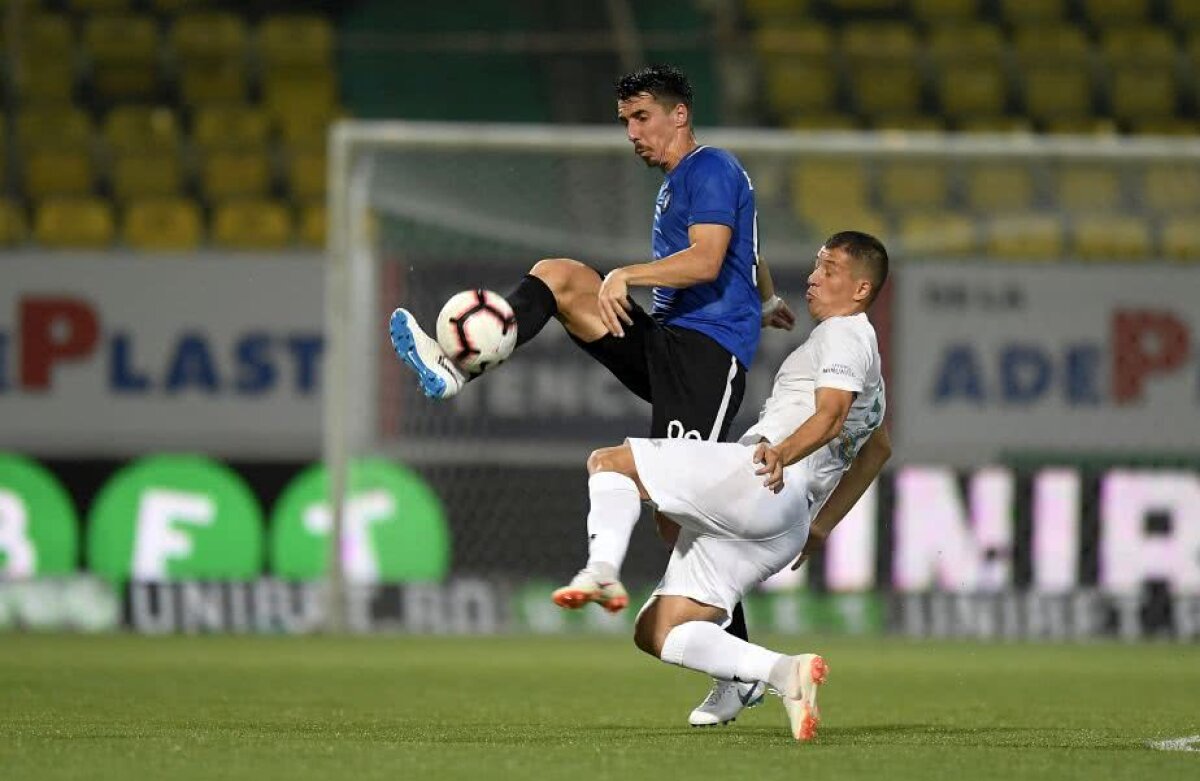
389, 258, 609, 400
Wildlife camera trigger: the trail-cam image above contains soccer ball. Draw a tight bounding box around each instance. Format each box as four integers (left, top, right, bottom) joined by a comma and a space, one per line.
436, 289, 518, 374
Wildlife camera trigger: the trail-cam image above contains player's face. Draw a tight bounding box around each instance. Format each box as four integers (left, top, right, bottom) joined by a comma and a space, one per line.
618, 93, 678, 168
806, 246, 867, 319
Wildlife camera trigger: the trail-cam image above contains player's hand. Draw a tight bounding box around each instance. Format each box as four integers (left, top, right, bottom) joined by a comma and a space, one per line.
753, 442, 785, 494
790, 525, 828, 570
761, 295, 796, 331
598, 269, 635, 337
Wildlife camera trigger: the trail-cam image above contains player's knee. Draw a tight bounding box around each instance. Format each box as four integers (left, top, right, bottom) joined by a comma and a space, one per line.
587, 445, 623, 476
530, 258, 598, 311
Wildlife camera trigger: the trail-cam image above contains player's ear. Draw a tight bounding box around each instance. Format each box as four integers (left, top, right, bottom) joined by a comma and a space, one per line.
674, 102, 689, 128
853, 278, 872, 303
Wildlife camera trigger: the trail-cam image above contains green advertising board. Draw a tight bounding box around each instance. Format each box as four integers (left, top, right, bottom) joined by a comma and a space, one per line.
0, 454, 79, 577
270, 459, 450, 583
86, 455, 264, 582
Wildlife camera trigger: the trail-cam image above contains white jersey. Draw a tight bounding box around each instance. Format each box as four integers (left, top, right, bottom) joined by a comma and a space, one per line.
738, 312, 886, 514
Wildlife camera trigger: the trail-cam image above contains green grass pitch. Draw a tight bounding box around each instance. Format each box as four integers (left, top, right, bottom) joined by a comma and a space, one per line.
2, 633, 1198, 780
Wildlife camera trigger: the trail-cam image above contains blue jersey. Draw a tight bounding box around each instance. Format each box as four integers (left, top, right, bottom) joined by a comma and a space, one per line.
651, 145, 760, 369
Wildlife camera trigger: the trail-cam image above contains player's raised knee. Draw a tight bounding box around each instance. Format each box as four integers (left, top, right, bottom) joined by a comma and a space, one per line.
529, 257, 596, 296
587, 444, 632, 476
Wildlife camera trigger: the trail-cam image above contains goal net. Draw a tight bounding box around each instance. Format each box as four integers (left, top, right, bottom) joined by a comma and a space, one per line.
326, 122, 1200, 634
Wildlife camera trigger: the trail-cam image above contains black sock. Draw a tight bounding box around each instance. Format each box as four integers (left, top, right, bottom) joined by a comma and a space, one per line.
726, 602, 748, 641
505, 274, 558, 349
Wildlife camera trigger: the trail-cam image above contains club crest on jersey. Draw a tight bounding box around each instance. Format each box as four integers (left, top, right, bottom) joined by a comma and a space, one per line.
656, 186, 671, 215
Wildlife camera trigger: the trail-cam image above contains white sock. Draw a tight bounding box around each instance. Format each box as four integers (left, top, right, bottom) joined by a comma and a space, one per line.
585, 472, 642, 575
660, 621, 786, 687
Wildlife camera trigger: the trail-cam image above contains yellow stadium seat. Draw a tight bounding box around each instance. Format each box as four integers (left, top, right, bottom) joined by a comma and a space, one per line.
151, 0, 204, 12
201, 150, 271, 199
1023, 66, 1094, 121
0, 200, 28, 247
1100, 28, 1176, 66
850, 66, 921, 116
287, 151, 326, 200
69, 0, 133, 10
276, 108, 336, 150
828, 0, 904, 11
791, 162, 870, 222
999, 0, 1065, 25
1056, 167, 1122, 212
1072, 215, 1151, 259
111, 153, 183, 201
1111, 67, 1177, 122
841, 23, 919, 63
14, 59, 75, 102
1130, 118, 1200, 136
23, 15, 74, 59
1083, 0, 1150, 27
103, 106, 180, 154
786, 113, 859, 130
1160, 217, 1200, 260
806, 209, 889, 242
1169, 0, 1200, 29
180, 63, 248, 105
744, 0, 813, 22
753, 25, 833, 59
765, 61, 836, 113
16, 106, 93, 152
171, 12, 247, 63
871, 114, 947, 132
957, 116, 1034, 133
212, 199, 293, 250
899, 212, 976, 257
1042, 117, 1119, 135
263, 68, 337, 118
258, 15, 334, 68
84, 14, 160, 99
1013, 27, 1091, 64
298, 200, 326, 247
1143, 166, 1200, 213
967, 166, 1034, 212
123, 198, 203, 251
880, 163, 949, 212
911, 0, 979, 24
24, 149, 95, 198
192, 105, 270, 151
34, 197, 115, 248
928, 24, 1005, 64
985, 214, 1063, 259
937, 64, 1007, 117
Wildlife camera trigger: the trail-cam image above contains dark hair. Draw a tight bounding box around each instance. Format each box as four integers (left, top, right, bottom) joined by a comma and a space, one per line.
824, 231, 889, 305
615, 64, 694, 113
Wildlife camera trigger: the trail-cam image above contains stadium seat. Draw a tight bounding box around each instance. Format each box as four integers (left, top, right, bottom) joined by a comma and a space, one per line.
744, 0, 813, 23
16, 106, 93, 152
1056, 167, 1122, 213
276, 107, 337, 150
14, 59, 75, 102
879, 162, 949, 212
1168, 0, 1200, 29
984, 214, 1063, 259
298, 200, 326, 247
123, 198, 203, 250
957, 116, 1034, 133
103, 106, 180, 154
68, 0, 133, 10
805, 209, 889, 242
999, 0, 1065, 25
24, 149, 95, 199
258, 15, 334, 69
111, 153, 183, 201
1110, 67, 1178, 122
967, 166, 1034, 212
791, 162, 870, 223
827, 0, 904, 11
899, 212, 976, 257
83, 14, 159, 99
870, 114, 946, 131
0, 199, 28, 247
1082, 0, 1150, 27
171, 12, 247, 63
201, 150, 271, 199
786, 113, 859, 130
1142, 166, 1200, 213
287, 151, 326, 200
263, 68, 338, 118
1013, 27, 1091, 64
1100, 28, 1175, 66
850, 65, 922, 117
23, 14, 74, 60
765, 61, 836, 113
753, 25, 833, 60
180, 63, 248, 105
1023, 66, 1094, 121
937, 64, 1007, 118
1072, 215, 1151, 259
1042, 117, 1119, 135
150, 0, 199, 12
192, 105, 270, 151
1160, 216, 1200, 260
928, 24, 1005, 65
841, 23, 919, 63
1130, 118, 1200, 136
911, 0, 979, 25
212, 199, 293, 250
34, 197, 115, 248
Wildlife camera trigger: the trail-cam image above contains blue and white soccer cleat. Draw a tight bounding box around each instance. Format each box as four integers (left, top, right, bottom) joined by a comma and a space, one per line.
689, 679, 767, 727
388, 308, 466, 400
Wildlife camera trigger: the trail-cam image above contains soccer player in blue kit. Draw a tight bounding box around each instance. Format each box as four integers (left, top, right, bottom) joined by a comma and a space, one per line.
389, 64, 795, 726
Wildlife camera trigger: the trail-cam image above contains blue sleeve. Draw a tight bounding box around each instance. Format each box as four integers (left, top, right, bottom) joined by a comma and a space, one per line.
685, 154, 739, 229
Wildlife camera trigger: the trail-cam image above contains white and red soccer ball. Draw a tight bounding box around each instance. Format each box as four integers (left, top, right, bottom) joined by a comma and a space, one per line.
436, 289, 518, 374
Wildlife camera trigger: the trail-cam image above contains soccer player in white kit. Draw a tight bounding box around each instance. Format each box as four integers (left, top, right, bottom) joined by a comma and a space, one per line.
552, 231, 892, 741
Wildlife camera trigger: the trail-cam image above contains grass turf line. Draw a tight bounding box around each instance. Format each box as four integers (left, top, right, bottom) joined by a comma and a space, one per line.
2, 634, 1198, 781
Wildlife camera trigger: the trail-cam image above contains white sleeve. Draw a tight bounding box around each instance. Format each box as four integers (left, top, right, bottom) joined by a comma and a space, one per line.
814, 322, 870, 393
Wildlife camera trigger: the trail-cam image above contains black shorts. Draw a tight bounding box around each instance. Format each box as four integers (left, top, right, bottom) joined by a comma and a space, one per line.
571, 299, 747, 440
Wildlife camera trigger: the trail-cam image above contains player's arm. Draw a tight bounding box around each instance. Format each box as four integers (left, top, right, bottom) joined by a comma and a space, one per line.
756, 256, 796, 331
597, 223, 729, 336
789, 425, 892, 570
753, 387, 854, 492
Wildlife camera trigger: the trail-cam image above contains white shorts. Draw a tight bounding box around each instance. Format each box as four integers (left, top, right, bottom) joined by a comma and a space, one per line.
627, 438, 812, 615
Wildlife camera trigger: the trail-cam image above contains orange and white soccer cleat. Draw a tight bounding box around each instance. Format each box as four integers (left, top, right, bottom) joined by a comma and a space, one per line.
782, 653, 829, 742
551, 568, 629, 613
